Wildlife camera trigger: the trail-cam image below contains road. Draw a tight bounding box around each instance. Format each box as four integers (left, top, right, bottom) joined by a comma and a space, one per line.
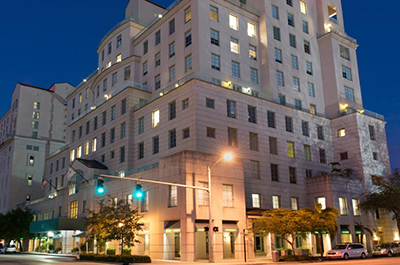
0, 254, 400, 264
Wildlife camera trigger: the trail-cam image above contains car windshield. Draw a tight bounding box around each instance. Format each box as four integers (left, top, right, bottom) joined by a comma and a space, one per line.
378, 244, 391, 248
332, 245, 347, 250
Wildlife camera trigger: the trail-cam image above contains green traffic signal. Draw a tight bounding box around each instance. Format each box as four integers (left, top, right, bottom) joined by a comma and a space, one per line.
96, 178, 105, 194
134, 184, 143, 199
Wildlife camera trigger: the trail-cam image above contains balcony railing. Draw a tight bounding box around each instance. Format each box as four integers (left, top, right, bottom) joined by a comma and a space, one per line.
338, 107, 385, 121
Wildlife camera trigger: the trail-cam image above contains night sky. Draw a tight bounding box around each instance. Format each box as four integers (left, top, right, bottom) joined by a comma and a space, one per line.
0, 0, 398, 169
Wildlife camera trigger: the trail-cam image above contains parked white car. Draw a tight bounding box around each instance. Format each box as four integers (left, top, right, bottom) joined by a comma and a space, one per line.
0, 245, 17, 254
372, 243, 400, 257
326, 243, 367, 260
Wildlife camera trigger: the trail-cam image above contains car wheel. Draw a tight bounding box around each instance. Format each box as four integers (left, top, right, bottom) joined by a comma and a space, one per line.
388, 251, 393, 257
344, 253, 349, 260
361, 252, 366, 259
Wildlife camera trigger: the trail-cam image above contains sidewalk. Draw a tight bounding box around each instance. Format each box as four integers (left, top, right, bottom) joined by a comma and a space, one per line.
24, 251, 79, 259
151, 259, 275, 265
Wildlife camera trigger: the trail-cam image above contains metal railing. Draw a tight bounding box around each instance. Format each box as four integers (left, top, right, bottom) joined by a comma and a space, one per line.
319, 28, 357, 44
338, 107, 385, 121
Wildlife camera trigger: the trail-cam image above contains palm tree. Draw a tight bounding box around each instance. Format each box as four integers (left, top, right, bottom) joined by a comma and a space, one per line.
304, 203, 340, 257
354, 222, 373, 246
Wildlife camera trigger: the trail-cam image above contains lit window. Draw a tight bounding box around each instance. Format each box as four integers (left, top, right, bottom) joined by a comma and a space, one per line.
210, 6, 218, 22
106, 61, 112, 68
229, 14, 238, 30
339, 197, 348, 215
69, 201, 78, 219
300, 1, 307, 14
32, 111, 40, 119
152, 109, 160, 128
27, 175, 33, 186
352, 199, 361, 216
116, 54, 122, 63
169, 186, 178, 207
252, 194, 261, 208
28, 155, 35, 166
338, 129, 346, 138
185, 6, 191, 23
222, 185, 233, 207
77, 146, 82, 158
70, 149, 75, 162
316, 197, 326, 209
92, 138, 97, 152
310, 104, 316, 115
272, 196, 280, 209
287, 141, 295, 158
249, 45, 257, 60
84, 141, 89, 155
304, 145, 311, 161
33, 102, 40, 110
247, 22, 256, 37
291, 197, 299, 210
230, 37, 239, 54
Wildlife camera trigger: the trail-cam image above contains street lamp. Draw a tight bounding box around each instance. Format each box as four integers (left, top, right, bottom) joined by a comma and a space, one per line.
207, 152, 233, 263
118, 222, 124, 255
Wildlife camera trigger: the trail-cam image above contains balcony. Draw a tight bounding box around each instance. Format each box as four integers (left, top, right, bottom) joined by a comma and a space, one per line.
338, 107, 385, 121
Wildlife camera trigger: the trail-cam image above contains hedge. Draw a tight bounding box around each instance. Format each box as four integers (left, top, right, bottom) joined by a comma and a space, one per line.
80, 253, 151, 263
107, 248, 116, 255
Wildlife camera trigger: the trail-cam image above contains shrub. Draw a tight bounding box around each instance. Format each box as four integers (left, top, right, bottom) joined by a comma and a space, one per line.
79, 253, 151, 263
35, 246, 40, 252
48, 244, 54, 251
71, 247, 79, 253
106, 248, 116, 255
54, 248, 62, 253
122, 248, 131, 256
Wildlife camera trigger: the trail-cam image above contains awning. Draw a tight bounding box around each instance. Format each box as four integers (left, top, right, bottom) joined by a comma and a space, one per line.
30, 218, 87, 233
341, 225, 350, 234
223, 221, 238, 232
53, 234, 62, 239
164, 221, 180, 233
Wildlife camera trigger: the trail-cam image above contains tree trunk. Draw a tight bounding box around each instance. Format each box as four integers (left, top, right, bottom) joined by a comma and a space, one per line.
17, 240, 23, 252
320, 233, 324, 258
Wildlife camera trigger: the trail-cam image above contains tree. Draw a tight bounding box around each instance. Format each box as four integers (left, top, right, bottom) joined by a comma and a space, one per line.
254, 209, 311, 255
360, 169, 400, 236
329, 162, 354, 177
303, 204, 340, 257
87, 198, 144, 255
0, 208, 34, 251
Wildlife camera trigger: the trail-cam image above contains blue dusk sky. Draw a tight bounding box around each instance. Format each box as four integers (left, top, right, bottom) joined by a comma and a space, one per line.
0, 0, 398, 169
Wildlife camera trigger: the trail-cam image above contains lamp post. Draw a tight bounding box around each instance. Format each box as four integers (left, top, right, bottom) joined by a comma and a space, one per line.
118, 222, 124, 255
207, 153, 233, 263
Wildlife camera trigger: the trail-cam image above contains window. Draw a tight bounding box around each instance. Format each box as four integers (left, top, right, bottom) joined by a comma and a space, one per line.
248, 22, 256, 37
70, 150, 75, 162
287, 13, 295, 27
279, 94, 286, 105
211, 54, 220, 71
310, 104, 316, 115
306, 169, 313, 178
352, 199, 361, 216
271, 164, 279, 181
302, 121, 309, 137
169, 186, 178, 207
77, 145, 82, 158
169, 101, 176, 120
275, 48, 282, 63
319, 149, 326, 163
252, 194, 261, 208
84, 141, 89, 155
306, 61, 313, 75
269, 137, 278, 155
308, 82, 315, 97
229, 14, 238, 30
185, 54, 192, 72
116, 54, 122, 63
111, 105, 116, 120
153, 136, 159, 154
316, 197, 326, 210
107, 42, 112, 54
340, 45, 350, 60
27, 175, 33, 186
295, 99, 302, 110
92, 138, 97, 152
198, 182, 209, 206
285, 116, 293, 132
304, 145, 311, 161
212, 78, 221, 86
138, 117, 144, 134
289, 34, 296, 48
111, 151, 115, 159
103, 79, 108, 91
155, 30, 161, 45
32, 132, 38, 139
206, 98, 215, 109
32, 121, 39, 129
143, 40, 148, 54
33, 101, 40, 110
169, 19, 175, 35
102, 111, 107, 125
228, 127, 238, 147
79, 126, 83, 139
248, 105, 257, 123
342, 66, 352, 80
286, 0, 293, 7
138, 142, 144, 159
276, 71, 284, 86
32, 111, 40, 119
185, 30, 192, 47
185, 6, 191, 23
155, 53, 161, 67
369, 125, 376, 140
210, 29, 219, 46
249, 45, 257, 60
344, 86, 355, 102
272, 196, 280, 209
154, 74, 161, 90
69, 201, 78, 219
210, 6, 218, 22
120, 123, 126, 138
289, 167, 297, 184
183, 128, 190, 139
272, 5, 279, 19
182, 98, 189, 110
152, 109, 160, 127
106, 61, 112, 68
169, 129, 177, 148
291, 197, 299, 211
249, 132, 258, 151
304, 40, 311, 54
287, 141, 295, 158
273, 26, 281, 41
231, 61, 240, 78
120, 146, 125, 163
317, 125, 325, 140
169, 65, 176, 82
227, 100, 236, 118
338, 129, 346, 138
267, 111, 275, 128
101, 50, 104, 61
373, 152, 378, 161
250, 160, 260, 179
293, 77, 300, 92
230, 37, 239, 54
340, 152, 348, 160
302, 21, 309, 34
169, 42, 175, 58
339, 197, 348, 215
101, 133, 106, 147
300, 1, 307, 14
207, 127, 216, 138
222, 185, 233, 207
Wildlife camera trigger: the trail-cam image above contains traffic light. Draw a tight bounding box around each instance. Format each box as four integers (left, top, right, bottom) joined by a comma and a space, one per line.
96, 178, 105, 194
134, 184, 143, 199
213, 226, 219, 232
204, 226, 209, 232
